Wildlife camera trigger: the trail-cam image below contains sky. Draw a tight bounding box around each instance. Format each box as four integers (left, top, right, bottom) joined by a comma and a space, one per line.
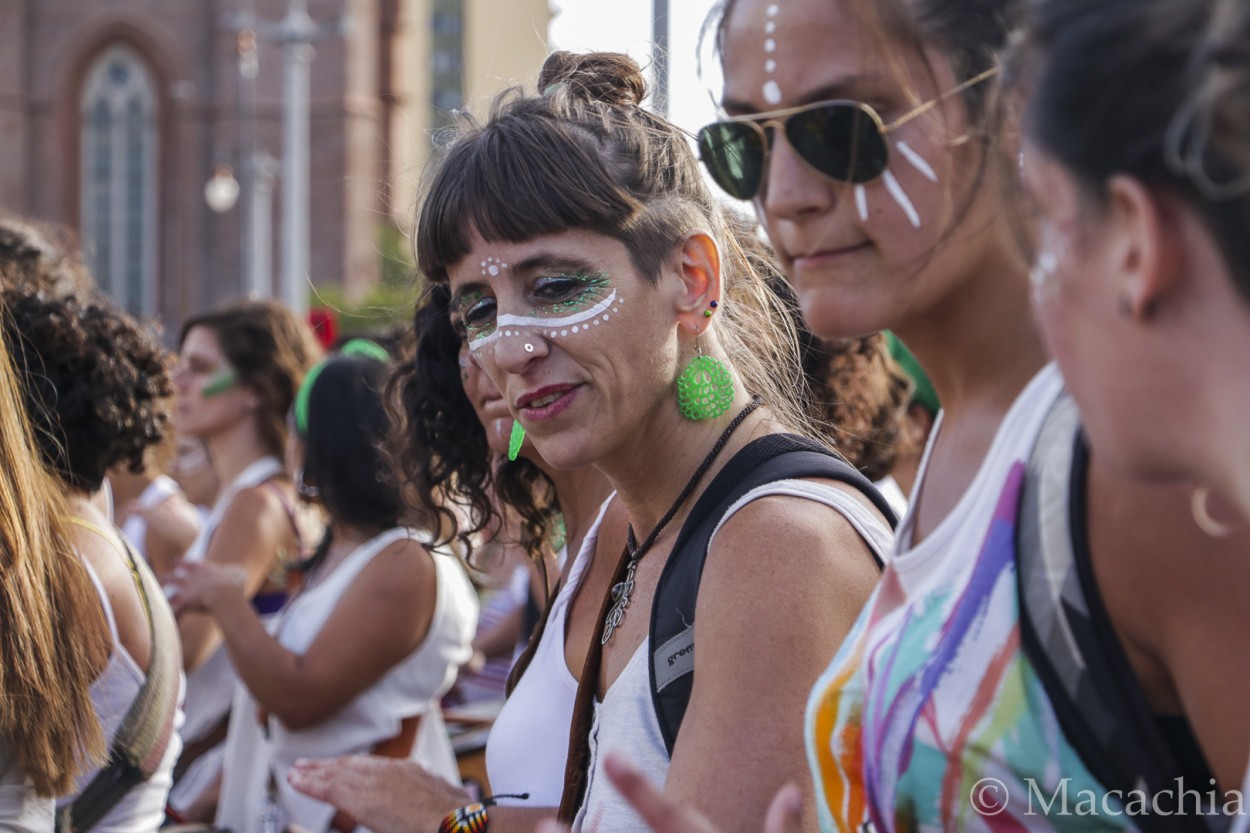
547, 0, 725, 136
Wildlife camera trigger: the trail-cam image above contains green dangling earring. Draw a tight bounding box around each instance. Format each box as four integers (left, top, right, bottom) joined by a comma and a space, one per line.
676, 327, 734, 420
507, 420, 526, 461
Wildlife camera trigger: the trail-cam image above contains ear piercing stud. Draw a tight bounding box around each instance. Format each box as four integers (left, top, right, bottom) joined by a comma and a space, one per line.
704, 299, 719, 318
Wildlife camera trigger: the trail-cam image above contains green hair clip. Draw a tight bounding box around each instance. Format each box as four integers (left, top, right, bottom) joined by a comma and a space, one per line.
293, 339, 389, 436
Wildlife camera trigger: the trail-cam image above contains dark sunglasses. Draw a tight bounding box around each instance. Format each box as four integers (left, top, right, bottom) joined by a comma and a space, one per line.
697, 68, 999, 200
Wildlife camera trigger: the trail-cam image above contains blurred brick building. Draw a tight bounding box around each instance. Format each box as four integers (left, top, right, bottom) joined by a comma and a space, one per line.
0, 0, 551, 326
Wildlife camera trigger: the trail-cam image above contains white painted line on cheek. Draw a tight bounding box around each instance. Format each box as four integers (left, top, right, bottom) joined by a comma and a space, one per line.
855, 185, 868, 222
895, 141, 939, 183
883, 171, 922, 229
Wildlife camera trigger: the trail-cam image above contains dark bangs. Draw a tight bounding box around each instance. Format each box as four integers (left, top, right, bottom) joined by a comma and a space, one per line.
416, 98, 647, 283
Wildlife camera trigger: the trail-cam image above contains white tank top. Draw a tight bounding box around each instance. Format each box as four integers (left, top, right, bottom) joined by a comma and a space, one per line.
0, 739, 51, 833
178, 456, 285, 745
214, 528, 479, 833
63, 557, 183, 833
486, 495, 616, 807
572, 482, 894, 832
118, 475, 181, 563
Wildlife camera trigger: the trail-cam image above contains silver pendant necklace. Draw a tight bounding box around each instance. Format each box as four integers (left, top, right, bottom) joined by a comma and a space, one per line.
600, 396, 762, 645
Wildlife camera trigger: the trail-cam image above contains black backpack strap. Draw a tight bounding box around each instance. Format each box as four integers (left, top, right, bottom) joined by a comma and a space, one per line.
58, 534, 183, 833
649, 434, 896, 756
1016, 394, 1224, 833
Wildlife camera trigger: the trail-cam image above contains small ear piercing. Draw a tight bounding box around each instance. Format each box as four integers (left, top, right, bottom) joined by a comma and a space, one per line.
703, 299, 719, 318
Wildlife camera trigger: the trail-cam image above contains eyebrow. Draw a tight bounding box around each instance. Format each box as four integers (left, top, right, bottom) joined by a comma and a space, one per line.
721, 74, 891, 115
512, 253, 600, 276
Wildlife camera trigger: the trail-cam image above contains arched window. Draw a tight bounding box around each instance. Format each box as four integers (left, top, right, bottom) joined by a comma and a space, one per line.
80, 43, 158, 316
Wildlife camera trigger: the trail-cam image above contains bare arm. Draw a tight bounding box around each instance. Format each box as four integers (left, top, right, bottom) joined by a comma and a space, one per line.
660, 490, 882, 833
172, 537, 436, 730
177, 486, 294, 672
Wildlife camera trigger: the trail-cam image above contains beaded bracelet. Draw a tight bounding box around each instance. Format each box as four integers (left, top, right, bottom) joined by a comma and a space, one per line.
436, 794, 529, 833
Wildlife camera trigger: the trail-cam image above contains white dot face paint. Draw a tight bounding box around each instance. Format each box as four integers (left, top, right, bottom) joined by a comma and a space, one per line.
481, 256, 509, 277
762, 4, 784, 107
464, 272, 625, 359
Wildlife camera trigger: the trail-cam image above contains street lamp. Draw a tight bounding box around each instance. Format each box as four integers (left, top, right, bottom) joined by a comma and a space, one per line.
204, 164, 240, 213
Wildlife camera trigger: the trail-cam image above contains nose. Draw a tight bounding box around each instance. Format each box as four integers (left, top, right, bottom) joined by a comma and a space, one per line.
481, 328, 549, 378
759, 130, 838, 223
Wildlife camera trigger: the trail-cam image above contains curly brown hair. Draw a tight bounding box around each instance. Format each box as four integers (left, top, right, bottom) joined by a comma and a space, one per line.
387, 284, 562, 567
0, 213, 95, 297
179, 299, 321, 458
1, 287, 173, 494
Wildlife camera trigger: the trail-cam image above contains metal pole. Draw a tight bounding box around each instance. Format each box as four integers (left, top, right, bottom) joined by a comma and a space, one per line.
249, 151, 277, 298
652, 0, 669, 117
280, 0, 313, 317
238, 24, 260, 297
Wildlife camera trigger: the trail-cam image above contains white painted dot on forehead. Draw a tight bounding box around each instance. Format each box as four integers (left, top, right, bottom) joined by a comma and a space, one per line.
761, 2, 783, 105
481, 256, 509, 277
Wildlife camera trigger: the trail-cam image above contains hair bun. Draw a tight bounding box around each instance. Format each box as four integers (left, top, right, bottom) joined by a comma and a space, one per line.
538, 51, 647, 107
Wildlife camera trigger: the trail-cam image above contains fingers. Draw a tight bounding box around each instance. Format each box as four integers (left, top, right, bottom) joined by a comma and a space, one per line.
763, 784, 804, 833
604, 752, 712, 833
287, 755, 359, 803
534, 822, 570, 833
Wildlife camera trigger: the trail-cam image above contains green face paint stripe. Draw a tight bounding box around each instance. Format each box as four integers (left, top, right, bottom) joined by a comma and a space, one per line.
201, 368, 239, 397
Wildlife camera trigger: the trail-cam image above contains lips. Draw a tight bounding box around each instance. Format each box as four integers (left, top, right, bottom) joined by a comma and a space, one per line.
791, 242, 872, 265
516, 384, 580, 421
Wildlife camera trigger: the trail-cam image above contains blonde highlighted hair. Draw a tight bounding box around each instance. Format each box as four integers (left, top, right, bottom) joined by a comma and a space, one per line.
0, 315, 109, 797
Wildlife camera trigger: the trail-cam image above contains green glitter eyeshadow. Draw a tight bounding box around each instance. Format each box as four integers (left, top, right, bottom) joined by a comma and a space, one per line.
547, 273, 611, 315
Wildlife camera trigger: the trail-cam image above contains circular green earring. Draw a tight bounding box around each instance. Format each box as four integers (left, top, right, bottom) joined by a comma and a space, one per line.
677, 345, 734, 420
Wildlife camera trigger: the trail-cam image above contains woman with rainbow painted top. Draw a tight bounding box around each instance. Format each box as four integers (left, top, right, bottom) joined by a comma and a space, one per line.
574, 0, 1250, 831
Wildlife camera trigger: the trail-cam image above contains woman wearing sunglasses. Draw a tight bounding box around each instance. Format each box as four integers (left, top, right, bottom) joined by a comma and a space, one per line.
581, 0, 1250, 831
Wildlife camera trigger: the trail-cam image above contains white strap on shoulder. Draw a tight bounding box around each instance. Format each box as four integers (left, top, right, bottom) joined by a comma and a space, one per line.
708, 479, 893, 564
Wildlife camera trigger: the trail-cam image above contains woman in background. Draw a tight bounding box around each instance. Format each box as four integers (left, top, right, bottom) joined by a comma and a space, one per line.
168, 300, 321, 821
0, 296, 110, 831
1, 285, 181, 833
170, 346, 477, 833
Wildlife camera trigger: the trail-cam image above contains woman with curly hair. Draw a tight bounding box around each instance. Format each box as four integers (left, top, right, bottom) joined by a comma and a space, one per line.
167, 299, 321, 821
1, 285, 181, 832
0, 301, 110, 830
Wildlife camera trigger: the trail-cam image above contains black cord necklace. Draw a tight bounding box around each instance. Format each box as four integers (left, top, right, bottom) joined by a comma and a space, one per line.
600, 395, 763, 645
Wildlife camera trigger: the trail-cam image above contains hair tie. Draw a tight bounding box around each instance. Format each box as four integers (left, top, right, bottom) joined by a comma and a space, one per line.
293, 340, 389, 436
340, 338, 390, 362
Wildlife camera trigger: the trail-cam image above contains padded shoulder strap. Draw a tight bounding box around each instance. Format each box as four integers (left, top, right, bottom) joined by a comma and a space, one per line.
1016, 395, 1222, 833
649, 434, 895, 756
59, 535, 183, 833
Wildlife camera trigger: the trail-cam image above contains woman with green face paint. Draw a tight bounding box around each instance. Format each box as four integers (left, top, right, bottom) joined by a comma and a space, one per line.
165, 299, 322, 822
